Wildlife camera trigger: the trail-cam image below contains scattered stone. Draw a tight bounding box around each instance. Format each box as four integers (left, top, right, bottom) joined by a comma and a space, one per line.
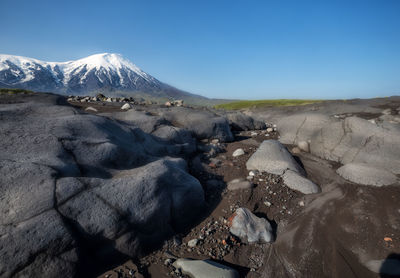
264, 201, 272, 207
173, 259, 239, 278
187, 239, 199, 248
121, 103, 132, 110
85, 106, 98, 112
297, 141, 309, 152
229, 207, 274, 243
299, 201, 305, 207
250, 131, 258, 136
232, 148, 245, 157
174, 99, 184, 107
227, 178, 253, 191
266, 127, 273, 133
282, 170, 321, 194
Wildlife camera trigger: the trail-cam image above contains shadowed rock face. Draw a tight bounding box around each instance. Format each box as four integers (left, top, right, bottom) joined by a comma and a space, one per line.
224, 112, 267, 131
0, 93, 205, 277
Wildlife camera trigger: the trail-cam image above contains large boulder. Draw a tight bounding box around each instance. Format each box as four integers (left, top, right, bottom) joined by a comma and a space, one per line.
246, 140, 305, 175
0, 93, 205, 277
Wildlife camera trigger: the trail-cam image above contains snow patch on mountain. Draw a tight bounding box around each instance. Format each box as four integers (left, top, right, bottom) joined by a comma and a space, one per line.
0, 53, 163, 94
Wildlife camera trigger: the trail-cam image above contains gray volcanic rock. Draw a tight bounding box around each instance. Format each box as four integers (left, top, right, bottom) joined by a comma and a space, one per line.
102, 109, 196, 154
276, 113, 331, 145
246, 140, 305, 175
0, 93, 205, 277
282, 170, 321, 194
336, 163, 398, 186
173, 259, 239, 278
0, 210, 78, 278
102, 109, 168, 133
229, 208, 274, 243
227, 178, 253, 191
156, 107, 234, 142
0, 161, 56, 225
311, 116, 400, 175
225, 112, 266, 131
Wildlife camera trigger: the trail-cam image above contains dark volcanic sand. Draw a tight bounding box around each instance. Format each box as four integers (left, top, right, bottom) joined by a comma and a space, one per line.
96, 129, 400, 278
20, 95, 399, 278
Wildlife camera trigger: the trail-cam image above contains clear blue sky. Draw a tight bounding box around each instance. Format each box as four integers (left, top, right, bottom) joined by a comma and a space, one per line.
1, 0, 399, 99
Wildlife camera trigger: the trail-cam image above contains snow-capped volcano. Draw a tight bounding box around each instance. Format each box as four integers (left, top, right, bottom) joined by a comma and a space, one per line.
0, 53, 198, 100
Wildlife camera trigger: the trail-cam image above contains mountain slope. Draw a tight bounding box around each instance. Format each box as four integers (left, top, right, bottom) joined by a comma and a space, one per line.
0, 53, 205, 102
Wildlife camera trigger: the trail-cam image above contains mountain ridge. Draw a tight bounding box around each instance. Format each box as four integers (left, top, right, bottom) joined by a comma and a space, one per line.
0, 53, 208, 103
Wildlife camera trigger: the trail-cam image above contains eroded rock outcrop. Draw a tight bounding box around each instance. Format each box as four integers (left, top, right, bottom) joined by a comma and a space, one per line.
0, 93, 205, 277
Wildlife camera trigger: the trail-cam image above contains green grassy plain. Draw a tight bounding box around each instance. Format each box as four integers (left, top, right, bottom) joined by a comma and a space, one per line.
214, 99, 323, 110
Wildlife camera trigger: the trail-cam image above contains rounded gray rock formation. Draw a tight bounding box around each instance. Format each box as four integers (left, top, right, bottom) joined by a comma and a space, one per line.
336, 163, 398, 186
246, 140, 305, 175
282, 170, 321, 194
